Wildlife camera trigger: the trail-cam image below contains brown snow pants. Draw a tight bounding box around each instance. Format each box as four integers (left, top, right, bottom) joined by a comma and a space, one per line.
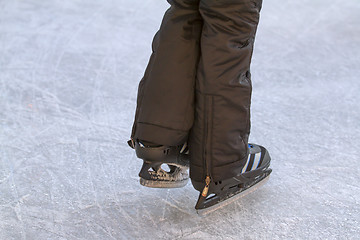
130, 0, 263, 183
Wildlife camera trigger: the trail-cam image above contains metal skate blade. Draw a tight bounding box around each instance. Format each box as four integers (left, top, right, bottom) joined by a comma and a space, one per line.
196, 175, 270, 216
139, 177, 189, 188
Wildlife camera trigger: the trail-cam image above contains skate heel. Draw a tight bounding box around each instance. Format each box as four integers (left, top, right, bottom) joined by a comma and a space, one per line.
128, 138, 190, 188
138, 159, 189, 188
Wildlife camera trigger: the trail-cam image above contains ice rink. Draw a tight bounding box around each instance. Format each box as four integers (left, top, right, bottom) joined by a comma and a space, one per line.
1, 0, 359, 239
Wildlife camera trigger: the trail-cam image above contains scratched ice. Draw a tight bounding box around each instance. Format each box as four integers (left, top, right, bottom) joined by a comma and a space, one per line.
0, 0, 359, 239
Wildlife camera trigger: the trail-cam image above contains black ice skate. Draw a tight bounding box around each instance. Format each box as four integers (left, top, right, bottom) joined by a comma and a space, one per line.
127, 139, 189, 188
193, 143, 272, 213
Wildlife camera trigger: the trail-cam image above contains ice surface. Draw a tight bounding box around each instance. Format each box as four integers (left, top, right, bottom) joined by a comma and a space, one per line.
1, 0, 359, 239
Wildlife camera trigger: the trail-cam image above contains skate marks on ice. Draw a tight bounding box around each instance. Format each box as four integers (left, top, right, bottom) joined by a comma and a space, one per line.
1, 0, 360, 239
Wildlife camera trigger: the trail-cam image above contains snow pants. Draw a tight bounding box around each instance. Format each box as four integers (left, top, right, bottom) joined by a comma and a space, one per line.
130, 0, 263, 183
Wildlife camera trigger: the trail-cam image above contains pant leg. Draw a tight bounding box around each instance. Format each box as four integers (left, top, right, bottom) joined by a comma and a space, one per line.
189, 0, 263, 182
130, 0, 202, 146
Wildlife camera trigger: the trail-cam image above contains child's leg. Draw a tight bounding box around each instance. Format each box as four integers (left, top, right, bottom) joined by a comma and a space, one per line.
130, 0, 202, 146
190, 0, 263, 183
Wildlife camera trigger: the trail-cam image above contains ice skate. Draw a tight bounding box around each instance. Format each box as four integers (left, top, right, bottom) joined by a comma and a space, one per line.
192, 143, 272, 214
127, 139, 190, 188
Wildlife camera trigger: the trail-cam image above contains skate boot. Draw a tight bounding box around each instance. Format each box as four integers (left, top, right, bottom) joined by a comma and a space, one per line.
193, 143, 272, 212
127, 139, 190, 188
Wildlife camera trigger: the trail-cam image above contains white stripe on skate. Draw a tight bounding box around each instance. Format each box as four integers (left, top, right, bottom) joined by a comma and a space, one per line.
241, 154, 251, 173
251, 153, 261, 171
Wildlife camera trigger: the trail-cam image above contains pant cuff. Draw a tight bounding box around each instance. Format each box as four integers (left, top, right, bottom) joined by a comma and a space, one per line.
133, 122, 188, 146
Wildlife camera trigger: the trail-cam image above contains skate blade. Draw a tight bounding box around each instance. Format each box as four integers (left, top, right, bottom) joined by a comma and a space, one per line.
139, 177, 189, 188
196, 174, 270, 216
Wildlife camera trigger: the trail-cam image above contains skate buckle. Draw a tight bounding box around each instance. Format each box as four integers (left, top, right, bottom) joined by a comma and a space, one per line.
127, 138, 135, 149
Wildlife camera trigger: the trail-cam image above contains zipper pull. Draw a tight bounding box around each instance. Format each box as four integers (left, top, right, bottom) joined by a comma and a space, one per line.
195, 176, 212, 210
201, 176, 211, 197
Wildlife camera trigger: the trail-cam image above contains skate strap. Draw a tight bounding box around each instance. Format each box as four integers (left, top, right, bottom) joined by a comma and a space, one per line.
127, 139, 135, 149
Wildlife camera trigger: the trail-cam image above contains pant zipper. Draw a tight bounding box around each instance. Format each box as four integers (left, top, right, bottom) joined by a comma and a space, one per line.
201, 95, 213, 197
